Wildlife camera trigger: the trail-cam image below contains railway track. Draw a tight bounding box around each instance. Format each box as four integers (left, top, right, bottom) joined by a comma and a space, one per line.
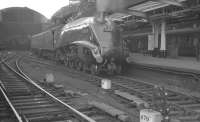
110, 76, 200, 122
23, 54, 200, 122
0, 55, 122, 122
129, 63, 200, 92
131, 63, 200, 82
0, 53, 22, 122
0, 83, 20, 122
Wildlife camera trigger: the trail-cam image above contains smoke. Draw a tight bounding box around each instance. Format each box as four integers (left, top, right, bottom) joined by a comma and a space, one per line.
96, 0, 124, 12
96, 0, 137, 12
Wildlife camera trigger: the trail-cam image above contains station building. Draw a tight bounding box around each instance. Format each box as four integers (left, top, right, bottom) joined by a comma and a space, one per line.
117, 0, 200, 59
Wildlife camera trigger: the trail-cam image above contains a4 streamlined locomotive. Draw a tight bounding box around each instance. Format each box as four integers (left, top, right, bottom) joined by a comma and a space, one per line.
31, 17, 128, 74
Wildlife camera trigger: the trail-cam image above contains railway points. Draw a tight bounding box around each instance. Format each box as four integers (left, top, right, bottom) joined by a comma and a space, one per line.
1, 0, 200, 122
19, 53, 200, 122
0, 55, 127, 122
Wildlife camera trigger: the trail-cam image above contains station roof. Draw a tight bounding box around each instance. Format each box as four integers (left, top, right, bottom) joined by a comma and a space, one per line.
109, 0, 186, 21
0, 7, 48, 23
128, 0, 185, 12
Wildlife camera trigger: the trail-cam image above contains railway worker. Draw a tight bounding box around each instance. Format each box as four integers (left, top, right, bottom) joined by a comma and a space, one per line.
193, 37, 200, 61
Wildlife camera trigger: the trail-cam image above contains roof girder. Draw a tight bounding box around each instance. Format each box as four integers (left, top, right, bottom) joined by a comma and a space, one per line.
154, 0, 183, 6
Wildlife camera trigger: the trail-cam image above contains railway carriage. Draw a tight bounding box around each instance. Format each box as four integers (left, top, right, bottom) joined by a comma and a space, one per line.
31, 17, 128, 74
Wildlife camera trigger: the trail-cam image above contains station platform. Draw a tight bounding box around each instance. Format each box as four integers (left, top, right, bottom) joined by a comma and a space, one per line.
127, 53, 200, 73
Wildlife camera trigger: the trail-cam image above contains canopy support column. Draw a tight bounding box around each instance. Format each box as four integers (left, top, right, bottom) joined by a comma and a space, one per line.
160, 20, 167, 57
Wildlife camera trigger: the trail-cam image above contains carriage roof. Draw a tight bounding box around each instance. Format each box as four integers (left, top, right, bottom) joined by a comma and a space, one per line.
32, 25, 62, 38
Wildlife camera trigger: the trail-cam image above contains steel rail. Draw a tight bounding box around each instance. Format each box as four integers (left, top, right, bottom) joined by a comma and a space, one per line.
0, 55, 14, 63
24, 54, 200, 121
0, 54, 23, 122
6, 57, 97, 122
132, 63, 200, 81
27, 52, 200, 82
0, 81, 23, 122
25, 55, 200, 98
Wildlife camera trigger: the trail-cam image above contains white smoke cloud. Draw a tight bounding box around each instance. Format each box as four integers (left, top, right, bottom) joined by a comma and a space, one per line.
96, 0, 135, 12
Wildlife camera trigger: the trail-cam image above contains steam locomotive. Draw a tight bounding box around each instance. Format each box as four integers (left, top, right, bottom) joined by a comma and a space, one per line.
31, 17, 128, 74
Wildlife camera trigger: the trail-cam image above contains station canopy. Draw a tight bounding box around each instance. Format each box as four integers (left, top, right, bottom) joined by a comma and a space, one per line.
108, 0, 186, 21
129, 0, 185, 12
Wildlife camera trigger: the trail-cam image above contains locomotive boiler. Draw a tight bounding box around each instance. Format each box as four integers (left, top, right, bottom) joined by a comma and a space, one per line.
31, 17, 128, 74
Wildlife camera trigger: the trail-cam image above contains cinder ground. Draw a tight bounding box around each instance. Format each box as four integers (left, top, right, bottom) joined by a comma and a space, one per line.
20, 57, 139, 122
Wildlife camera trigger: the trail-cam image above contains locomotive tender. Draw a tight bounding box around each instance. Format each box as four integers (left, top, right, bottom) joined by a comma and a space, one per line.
31, 17, 128, 74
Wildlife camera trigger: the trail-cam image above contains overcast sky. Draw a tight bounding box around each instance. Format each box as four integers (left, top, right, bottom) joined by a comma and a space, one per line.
0, 0, 70, 19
